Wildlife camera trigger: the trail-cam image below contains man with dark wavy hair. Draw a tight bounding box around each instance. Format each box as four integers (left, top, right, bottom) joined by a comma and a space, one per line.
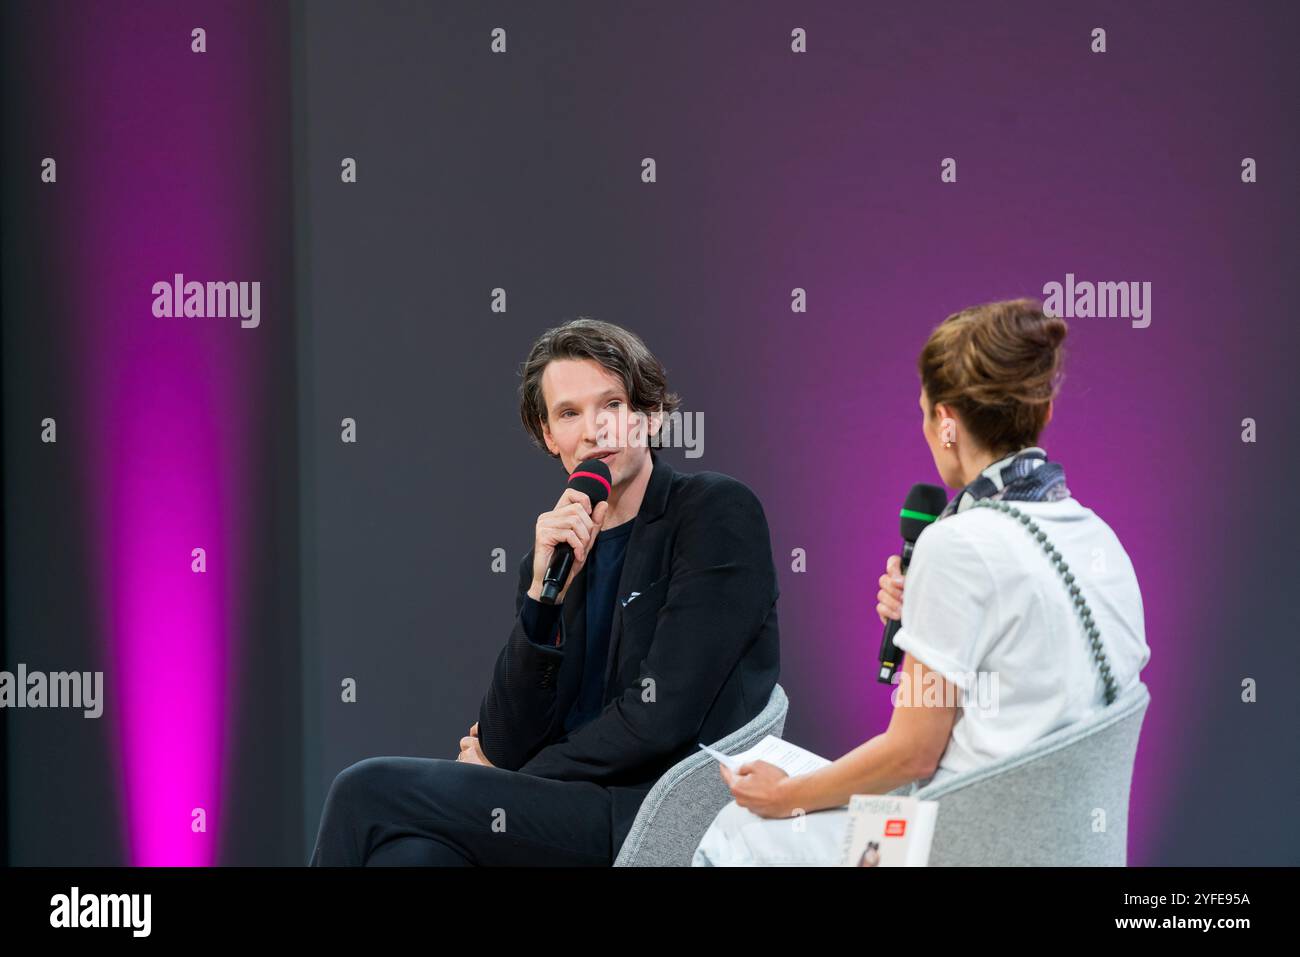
309, 318, 780, 866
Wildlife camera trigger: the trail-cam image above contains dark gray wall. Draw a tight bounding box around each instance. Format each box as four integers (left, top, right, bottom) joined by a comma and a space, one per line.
4, 0, 1295, 867
289, 0, 779, 855
291, 0, 1299, 867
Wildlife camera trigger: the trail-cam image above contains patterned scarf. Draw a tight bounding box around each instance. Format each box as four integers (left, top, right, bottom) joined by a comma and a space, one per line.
938, 446, 1070, 520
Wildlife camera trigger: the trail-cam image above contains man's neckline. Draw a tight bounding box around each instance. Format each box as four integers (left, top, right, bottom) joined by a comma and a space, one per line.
599, 518, 636, 539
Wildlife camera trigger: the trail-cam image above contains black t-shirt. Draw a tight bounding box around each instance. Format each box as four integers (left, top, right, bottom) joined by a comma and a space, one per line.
518, 518, 635, 734
566, 518, 633, 732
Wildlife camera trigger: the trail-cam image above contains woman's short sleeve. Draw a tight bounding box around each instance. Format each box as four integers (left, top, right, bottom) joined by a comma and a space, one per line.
892, 517, 996, 692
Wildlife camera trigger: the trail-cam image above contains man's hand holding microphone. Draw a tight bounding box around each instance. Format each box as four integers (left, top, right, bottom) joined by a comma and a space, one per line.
527, 486, 610, 604
457, 458, 614, 765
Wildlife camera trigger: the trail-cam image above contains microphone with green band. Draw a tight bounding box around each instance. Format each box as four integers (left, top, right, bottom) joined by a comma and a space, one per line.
877, 483, 948, 684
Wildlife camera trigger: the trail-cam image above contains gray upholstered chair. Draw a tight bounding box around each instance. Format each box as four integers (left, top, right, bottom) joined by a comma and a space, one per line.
897, 679, 1152, 865
613, 683, 789, 866
617, 679, 1149, 866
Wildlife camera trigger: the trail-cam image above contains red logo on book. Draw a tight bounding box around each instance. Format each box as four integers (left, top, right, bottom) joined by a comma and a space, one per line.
884, 819, 907, 837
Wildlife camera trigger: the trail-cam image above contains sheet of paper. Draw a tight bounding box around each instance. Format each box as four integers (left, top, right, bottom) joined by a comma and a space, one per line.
697, 741, 742, 771
698, 734, 831, 777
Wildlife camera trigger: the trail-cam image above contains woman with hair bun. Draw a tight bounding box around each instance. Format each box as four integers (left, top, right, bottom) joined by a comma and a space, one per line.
692, 298, 1151, 866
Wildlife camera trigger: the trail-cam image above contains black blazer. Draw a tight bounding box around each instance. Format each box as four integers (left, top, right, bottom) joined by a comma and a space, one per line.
478, 451, 781, 854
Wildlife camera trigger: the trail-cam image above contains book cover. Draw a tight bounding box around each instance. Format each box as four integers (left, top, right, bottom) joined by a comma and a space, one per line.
839, 794, 939, 866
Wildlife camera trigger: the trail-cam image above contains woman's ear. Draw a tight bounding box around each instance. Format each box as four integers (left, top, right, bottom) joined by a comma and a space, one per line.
934, 404, 958, 446
1044, 400, 1054, 428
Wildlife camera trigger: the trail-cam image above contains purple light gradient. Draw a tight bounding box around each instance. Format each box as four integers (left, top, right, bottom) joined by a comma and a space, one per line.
55, 0, 279, 865
20, 0, 1292, 866
632, 0, 1299, 863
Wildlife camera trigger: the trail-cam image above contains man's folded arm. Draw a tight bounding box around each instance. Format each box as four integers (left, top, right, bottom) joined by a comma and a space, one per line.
519, 479, 777, 784
476, 550, 566, 770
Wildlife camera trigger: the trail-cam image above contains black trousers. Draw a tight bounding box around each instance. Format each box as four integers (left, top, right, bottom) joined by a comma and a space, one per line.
308, 756, 617, 866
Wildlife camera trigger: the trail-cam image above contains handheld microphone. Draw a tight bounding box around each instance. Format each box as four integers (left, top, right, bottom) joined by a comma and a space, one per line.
877, 483, 948, 684
539, 458, 613, 605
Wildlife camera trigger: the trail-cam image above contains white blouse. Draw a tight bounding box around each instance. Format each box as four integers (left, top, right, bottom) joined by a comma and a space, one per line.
894, 495, 1150, 786
692, 494, 1150, 866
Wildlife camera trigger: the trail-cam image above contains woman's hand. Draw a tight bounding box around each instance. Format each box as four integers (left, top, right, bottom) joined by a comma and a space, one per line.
876, 554, 905, 625
720, 760, 796, 818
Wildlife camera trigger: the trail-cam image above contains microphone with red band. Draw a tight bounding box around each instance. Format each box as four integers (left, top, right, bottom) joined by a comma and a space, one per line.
877, 483, 948, 683
539, 457, 613, 605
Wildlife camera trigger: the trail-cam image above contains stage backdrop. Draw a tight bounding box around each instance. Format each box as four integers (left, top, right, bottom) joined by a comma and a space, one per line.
3, 0, 299, 865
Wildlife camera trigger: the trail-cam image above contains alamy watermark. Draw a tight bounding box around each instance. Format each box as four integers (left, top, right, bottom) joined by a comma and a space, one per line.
0, 664, 103, 718
152, 273, 260, 328
50, 887, 150, 937
1042, 273, 1151, 329
890, 667, 1000, 715
594, 404, 704, 458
